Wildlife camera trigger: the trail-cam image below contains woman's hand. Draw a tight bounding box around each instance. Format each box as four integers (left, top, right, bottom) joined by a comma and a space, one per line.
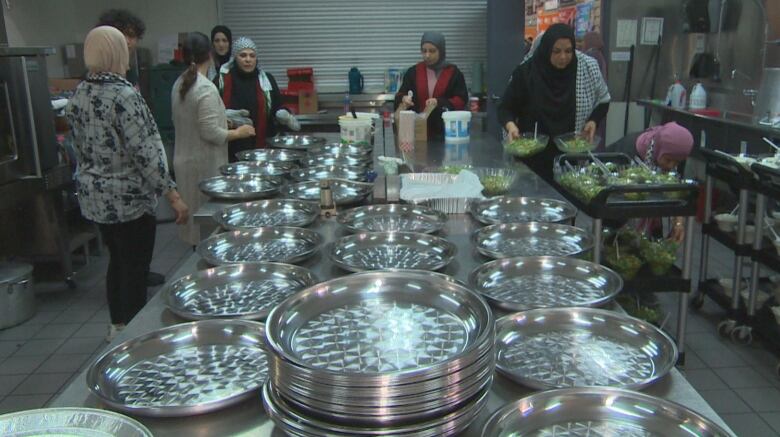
582, 121, 597, 142
425, 98, 438, 109
401, 95, 414, 109
237, 124, 255, 138
505, 122, 520, 140
166, 190, 190, 225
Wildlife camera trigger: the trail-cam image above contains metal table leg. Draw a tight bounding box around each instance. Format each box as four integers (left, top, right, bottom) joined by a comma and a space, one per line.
721, 188, 750, 336
735, 193, 766, 344
678, 215, 696, 362
592, 218, 602, 264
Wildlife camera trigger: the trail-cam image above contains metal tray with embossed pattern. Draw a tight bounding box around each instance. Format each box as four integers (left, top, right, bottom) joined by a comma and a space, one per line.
337, 204, 447, 234
197, 227, 321, 266
198, 175, 282, 200
329, 232, 457, 272
219, 161, 296, 177
0, 407, 153, 437
291, 165, 367, 182
303, 153, 371, 168
86, 320, 268, 417
264, 270, 494, 384
283, 180, 373, 205
473, 222, 593, 259
469, 196, 576, 225
309, 143, 373, 157
163, 263, 317, 320
235, 148, 304, 163
213, 199, 320, 230
495, 308, 678, 390
469, 256, 623, 311
482, 387, 734, 437
268, 135, 326, 150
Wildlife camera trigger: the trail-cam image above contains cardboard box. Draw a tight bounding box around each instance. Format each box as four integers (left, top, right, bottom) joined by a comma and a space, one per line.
414, 116, 428, 141
298, 90, 318, 114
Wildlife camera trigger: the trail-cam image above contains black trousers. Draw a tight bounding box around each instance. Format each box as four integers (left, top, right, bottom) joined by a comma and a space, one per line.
98, 214, 156, 325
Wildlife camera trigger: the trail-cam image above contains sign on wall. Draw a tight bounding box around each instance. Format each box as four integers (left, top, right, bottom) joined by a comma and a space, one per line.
525, 0, 601, 40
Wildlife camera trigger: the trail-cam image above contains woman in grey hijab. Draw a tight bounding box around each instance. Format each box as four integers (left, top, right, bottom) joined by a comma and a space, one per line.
394, 31, 469, 140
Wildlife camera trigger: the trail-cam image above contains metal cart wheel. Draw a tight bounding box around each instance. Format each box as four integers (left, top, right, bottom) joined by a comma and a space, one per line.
730, 325, 753, 345
717, 319, 737, 337
690, 293, 705, 310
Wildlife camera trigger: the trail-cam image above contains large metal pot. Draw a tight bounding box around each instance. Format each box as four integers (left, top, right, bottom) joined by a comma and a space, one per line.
756, 68, 780, 119
0, 262, 36, 329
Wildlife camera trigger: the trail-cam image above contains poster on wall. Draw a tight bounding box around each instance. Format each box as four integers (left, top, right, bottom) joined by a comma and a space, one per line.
575, 1, 593, 38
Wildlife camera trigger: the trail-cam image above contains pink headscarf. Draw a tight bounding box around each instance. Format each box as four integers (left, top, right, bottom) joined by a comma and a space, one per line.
636, 122, 694, 162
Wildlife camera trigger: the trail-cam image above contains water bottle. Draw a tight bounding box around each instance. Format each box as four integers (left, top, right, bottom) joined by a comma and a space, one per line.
343, 93, 350, 114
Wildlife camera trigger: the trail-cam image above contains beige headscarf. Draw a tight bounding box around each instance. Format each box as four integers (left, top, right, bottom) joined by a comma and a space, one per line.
84, 26, 129, 75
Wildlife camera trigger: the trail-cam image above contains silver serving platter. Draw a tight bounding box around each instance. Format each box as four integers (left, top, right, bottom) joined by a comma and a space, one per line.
219, 161, 296, 177
87, 320, 268, 417
163, 263, 318, 320
0, 407, 153, 437
265, 270, 494, 383
198, 175, 282, 200
329, 232, 457, 272
482, 387, 734, 437
283, 179, 373, 205
291, 165, 367, 182
310, 143, 373, 157
268, 134, 326, 150
469, 256, 623, 311
495, 308, 678, 390
337, 204, 447, 234
470, 196, 577, 225
235, 148, 304, 163
197, 227, 321, 265
213, 199, 320, 230
473, 222, 593, 259
303, 153, 371, 168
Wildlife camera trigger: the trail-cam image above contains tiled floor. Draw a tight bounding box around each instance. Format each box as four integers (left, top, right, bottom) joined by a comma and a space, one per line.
2, 221, 780, 436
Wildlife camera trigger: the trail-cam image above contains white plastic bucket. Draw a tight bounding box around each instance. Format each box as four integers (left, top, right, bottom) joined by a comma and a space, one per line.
339, 113, 377, 145
441, 111, 472, 142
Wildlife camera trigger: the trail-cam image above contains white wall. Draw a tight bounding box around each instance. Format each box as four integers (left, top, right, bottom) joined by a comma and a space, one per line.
3, 0, 219, 77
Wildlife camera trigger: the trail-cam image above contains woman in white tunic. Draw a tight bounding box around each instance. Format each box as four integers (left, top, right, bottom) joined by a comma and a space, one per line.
172, 32, 255, 245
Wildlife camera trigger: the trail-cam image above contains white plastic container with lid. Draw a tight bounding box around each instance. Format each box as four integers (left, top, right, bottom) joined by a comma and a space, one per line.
338, 112, 378, 144
441, 110, 472, 142
690, 83, 707, 109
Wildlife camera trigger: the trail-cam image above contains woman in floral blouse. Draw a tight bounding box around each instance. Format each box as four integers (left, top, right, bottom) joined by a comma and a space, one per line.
66, 26, 189, 340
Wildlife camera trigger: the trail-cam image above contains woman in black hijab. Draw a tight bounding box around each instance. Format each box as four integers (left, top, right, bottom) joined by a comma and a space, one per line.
499, 23, 610, 182
208, 25, 232, 80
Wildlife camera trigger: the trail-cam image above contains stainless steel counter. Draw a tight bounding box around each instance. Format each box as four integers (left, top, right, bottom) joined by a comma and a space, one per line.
637, 99, 780, 137
51, 132, 733, 436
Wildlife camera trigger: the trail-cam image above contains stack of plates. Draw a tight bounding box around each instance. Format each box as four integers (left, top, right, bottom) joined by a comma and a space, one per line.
263, 270, 495, 435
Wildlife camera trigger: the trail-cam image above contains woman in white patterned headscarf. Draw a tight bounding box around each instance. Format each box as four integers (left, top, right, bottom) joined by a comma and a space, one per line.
216, 36, 299, 161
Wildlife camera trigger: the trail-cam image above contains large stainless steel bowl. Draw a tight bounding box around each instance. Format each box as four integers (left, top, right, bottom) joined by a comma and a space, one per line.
198, 175, 282, 200
213, 199, 320, 230
337, 204, 447, 234
290, 165, 366, 182
329, 232, 457, 272
473, 222, 593, 259
268, 134, 326, 150
469, 196, 576, 225
196, 227, 321, 265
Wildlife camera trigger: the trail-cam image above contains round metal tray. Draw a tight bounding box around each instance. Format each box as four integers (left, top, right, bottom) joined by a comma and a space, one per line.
263, 381, 490, 437
198, 175, 282, 200
329, 232, 457, 272
163, 263, 318, 320
0, 407, 153, 437
283, 180, 373, 205
235, 148, 304, 163
495, 308, 678, 390
337, 204, 447, 234
268, 134, 326, 150
197, 227, 321, 265
469, 196, 576, 225
303, 153, 371, 168
469, 256, 623, 311
265, 270, 494, 383
473, 222, 593, 259
87, 320, 268, 417
482, 387, 734, 437
219, 161, 296, 177
291, 165, 367, 182
213, 199, 320, 230
310, 143, 373, 157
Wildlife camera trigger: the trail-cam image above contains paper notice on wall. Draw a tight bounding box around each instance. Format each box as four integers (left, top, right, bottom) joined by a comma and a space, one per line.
694, 34, 706, 54
640, 17, 664, 45
616, 19, 637, 48
157, 34, 178, 64
65, 45, 76, 59
611, 51, 631, 62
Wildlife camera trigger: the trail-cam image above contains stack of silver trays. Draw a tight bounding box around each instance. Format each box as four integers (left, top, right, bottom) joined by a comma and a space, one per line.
263, 270, 495, 436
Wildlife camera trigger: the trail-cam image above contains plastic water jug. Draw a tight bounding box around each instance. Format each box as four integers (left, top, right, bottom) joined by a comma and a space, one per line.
349, 67, 364, 95
690, 83, 707, 109
666, 81, 687, 109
